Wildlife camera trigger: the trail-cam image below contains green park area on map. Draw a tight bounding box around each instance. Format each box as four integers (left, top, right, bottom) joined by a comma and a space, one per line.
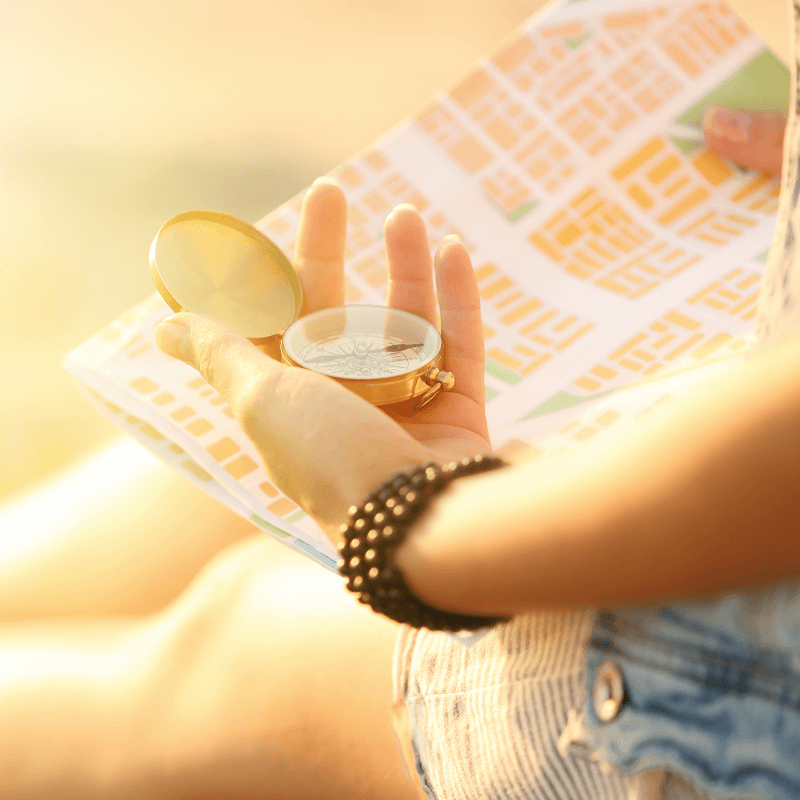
672, 48, 789, 154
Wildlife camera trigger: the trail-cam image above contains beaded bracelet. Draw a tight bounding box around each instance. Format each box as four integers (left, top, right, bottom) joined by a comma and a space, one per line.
337, 454, 512, 632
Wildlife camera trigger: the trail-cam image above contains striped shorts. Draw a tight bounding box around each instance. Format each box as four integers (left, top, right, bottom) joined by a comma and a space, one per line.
391, 611, 719, 800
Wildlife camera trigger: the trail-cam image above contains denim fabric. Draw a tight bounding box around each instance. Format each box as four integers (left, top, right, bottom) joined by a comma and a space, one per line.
580, 585, 800, 800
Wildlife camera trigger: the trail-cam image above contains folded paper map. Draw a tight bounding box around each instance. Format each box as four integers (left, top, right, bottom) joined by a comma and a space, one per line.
63, 0, 789, 575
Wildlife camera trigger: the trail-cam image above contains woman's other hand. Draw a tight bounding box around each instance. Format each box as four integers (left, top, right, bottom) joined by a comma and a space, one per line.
703, 106, 786, 173
154, 178, 490, 544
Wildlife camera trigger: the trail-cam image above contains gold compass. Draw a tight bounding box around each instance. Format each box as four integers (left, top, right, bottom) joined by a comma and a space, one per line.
149, 210, 454, 408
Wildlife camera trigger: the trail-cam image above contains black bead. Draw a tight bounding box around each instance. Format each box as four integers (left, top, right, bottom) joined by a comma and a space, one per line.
429, 474, 447, 490
382, 525, 398, 541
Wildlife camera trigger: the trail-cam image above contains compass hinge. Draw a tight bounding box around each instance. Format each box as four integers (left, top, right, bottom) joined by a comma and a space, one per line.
414, 369, 455, 410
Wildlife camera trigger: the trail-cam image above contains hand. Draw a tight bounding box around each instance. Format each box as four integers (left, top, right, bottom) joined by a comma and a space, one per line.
703, 105, 786, 173
154, 178, 490, 544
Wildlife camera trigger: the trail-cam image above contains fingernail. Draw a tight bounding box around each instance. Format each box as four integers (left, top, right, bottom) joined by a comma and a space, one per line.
442, 234, 462, 245
155, 321, 191, 363
703, 106, 752, 145
312, 176, 340, 188
393, 202, 418, 213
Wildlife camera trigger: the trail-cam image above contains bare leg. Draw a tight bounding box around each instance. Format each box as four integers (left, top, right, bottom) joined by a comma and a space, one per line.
0, 533, 421, 800
0, 440, 422, 799
0, 437, 258, 620
145, 533, 422, 800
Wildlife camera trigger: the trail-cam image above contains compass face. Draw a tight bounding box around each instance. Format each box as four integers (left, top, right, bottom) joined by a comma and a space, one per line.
282, 305, 441, 380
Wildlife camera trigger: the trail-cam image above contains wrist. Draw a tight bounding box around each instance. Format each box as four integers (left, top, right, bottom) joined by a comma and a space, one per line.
391, 469, 481, 610
337, 455, 511, 630
323, 448, 434, 547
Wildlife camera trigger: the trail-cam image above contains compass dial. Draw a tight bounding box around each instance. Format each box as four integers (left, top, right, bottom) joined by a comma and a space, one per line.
282, 305, 441, 380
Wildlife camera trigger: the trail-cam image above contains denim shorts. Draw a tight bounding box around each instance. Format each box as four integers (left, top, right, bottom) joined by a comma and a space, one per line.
575, 584, 800, 800
392, 583, 800, 800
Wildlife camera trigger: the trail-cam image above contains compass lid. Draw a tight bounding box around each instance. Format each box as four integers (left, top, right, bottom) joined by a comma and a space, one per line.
149, 210, 303, 340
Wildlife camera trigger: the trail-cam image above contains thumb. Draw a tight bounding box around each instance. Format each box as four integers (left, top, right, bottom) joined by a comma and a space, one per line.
154, 310, 345, 518
155, 312, 278, 420
703, 106, 786, 173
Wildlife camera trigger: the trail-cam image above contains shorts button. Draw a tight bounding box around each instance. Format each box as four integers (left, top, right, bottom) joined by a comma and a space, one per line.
593, 660, 625, 722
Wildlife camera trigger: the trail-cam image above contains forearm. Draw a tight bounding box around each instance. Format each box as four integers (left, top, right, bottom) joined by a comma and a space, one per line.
396, 338, 800, 615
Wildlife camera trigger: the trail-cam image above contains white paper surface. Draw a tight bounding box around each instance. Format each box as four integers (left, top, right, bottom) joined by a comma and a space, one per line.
63, 0, 788, 579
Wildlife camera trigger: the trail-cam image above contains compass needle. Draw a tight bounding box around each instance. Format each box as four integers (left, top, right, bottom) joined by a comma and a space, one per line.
282, 306, 444, 402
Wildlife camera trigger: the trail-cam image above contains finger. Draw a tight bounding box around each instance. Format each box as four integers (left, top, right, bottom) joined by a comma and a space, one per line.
434, 235, 485, 409
384, 204, 438, 325
294, 177, 347, 314
703, 107, 786, 173
156, 312, 282, 421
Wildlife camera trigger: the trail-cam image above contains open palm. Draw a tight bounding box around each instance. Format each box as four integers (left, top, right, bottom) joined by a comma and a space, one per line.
155, 178, 491, 542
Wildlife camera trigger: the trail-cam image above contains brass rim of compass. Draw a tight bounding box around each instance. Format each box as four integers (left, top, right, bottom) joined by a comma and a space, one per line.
281, 343, 445, 405
149, 210, 303, 340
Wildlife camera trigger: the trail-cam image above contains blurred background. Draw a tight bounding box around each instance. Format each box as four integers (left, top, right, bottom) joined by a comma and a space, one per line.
0, 0, 551, 503
0, 0, 786, 505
